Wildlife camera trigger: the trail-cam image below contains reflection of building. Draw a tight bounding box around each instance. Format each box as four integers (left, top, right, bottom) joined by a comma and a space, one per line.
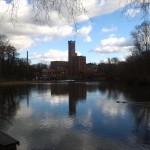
50, 83, 86, 116
69, 83, 86, 115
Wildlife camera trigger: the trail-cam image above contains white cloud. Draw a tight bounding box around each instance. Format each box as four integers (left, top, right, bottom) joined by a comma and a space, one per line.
9, 35, 34, 51
49, 95, 68, 105
0, 0, 74, 51
80, 109, 93, 128
37, 92, 69, 105
0, 21, 73, 50
0, 0, 127, 33
0, 0, 129, 53
101, 26, 118, 33
46, 25, 73, 38
84, 36, 92, 42
76, 25, 92, 42
34, 36, 53, 42
92, 34, 133, 54
29, 50, 68, 64
1, 23, 73, 37
16, 103, 33, 119
124, 8, 141, 18
29, 49, 82, 64
96, 99, 126, 117
77, 25, 92, 35
75, 0, 127, 22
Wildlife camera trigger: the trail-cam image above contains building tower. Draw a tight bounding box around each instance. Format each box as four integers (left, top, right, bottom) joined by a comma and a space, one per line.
68, 40, 86, 79
68, 40, 77, 62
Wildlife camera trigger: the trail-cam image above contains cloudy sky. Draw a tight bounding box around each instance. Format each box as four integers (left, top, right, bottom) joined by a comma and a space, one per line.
0, 0, 142, 64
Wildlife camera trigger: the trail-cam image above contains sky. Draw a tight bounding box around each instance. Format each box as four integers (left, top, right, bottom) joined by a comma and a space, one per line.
0, 0, 143, 64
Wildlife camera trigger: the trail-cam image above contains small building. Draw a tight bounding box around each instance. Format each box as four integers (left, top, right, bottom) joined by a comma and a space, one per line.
51, 61, 68, 71
86, 63, 98, 73
0, 131, 20, 150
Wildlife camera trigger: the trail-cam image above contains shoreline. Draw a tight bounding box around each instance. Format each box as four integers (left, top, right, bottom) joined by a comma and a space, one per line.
0, 80, 50, 85
0, 80, 150, 86
0, 80, 102, 85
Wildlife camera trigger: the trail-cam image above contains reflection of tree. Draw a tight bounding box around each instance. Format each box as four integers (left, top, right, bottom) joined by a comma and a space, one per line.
0, 85, 27, 129
131, 105, 150, 145
86, 82, 100, 93
0, 86, 17, 127
98, 84, 150, 102
28, 84, 50, 94
98, 84, 123, 100
97, 83, 150, 147
51, 83, 69, 95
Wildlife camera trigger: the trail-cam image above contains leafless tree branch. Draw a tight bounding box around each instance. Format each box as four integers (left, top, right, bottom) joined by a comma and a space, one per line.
3, 0, 150, 25
123, 0, 150, 20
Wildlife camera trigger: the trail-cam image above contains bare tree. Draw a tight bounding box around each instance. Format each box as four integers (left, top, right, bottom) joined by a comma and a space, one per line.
130, 21, 150, 80
0, 34, 19, 80
111, 57, 119, 64
131, 21, 150, 56
34, 0, 88, 24
3, 0, 150, 25
5, 0, 88, 25
124, 0, 150, 19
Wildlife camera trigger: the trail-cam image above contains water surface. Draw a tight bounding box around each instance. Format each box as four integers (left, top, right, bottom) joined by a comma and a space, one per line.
0, 82, 150, 150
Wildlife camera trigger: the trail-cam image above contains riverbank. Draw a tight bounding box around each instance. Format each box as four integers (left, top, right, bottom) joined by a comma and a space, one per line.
0, 80, 77, 85
0, 80, 49, 85
0, 79, 150, 86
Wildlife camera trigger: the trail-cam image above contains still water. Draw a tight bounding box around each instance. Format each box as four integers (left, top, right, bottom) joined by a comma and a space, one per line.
0, 82, 150, 150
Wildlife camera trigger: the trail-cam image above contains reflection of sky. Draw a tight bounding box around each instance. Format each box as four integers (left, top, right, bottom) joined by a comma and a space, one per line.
1, 84, 150, 150
76, 94, 134, 143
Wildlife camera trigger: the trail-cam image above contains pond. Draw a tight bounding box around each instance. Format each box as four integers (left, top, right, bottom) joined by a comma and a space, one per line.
0, 82, 150, 150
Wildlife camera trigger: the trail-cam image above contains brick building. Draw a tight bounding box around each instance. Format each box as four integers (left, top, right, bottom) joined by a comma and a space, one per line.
51, 61, 68, 72
42, 40, 87, 80
68, 41, 77, 62
68, 40, 86, 79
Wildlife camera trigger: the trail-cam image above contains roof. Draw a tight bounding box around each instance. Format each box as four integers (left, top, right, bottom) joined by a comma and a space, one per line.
0, 131, 20, 147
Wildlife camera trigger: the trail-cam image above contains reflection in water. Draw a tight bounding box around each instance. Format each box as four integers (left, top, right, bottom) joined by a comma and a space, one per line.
0, 83, 150, 150
51, 83, 86, 116
0, 86, 24, 128
98, 84, 150, 103
131, 104, 150, 146
68, 83, 86, 116
27, 86, 29, 107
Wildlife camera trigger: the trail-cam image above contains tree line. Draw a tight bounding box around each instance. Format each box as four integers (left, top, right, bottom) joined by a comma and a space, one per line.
101, 21, 150, 85
0, 35, 47, 81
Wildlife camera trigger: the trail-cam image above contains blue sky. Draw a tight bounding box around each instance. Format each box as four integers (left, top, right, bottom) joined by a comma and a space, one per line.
0, 0, 143, 64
